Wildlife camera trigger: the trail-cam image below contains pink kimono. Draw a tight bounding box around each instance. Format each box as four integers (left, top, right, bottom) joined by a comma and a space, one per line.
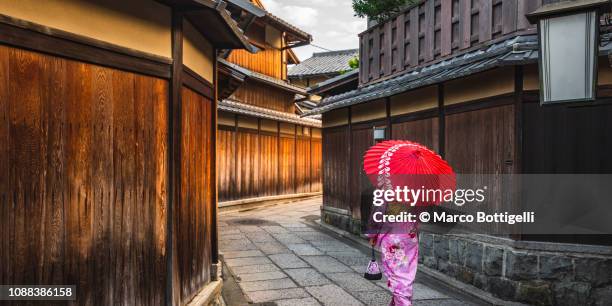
371, 222, 419, 306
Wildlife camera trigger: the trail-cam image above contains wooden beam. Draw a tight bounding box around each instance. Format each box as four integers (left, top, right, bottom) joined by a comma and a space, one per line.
277, 121, 281, 195
167, 8, 183, 306
512, 65, 524, 241
346, 107, 352, 215
386, 97, 392, 139
257, 118, 261, 198
211, 47, 219, 269
294, 125, 298, 193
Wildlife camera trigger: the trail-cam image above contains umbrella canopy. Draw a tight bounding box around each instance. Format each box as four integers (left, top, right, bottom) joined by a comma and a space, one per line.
363, 140, 456, 206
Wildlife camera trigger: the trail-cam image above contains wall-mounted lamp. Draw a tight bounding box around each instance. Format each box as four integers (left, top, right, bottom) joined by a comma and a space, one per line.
373, 127, 386, 141
527, 0, 610, 105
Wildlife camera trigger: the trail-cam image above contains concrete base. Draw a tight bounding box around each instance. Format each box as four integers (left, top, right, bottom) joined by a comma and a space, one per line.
219, 192, 322, 213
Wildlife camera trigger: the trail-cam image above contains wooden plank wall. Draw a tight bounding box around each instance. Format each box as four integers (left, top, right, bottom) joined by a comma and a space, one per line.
227, 48, 283, 79
349, 126, 378, 220
392, 117, 439, 152
230, 82, 295, 113
217, 117, 322, 202
359, 0, 542, 85
0, 45, 169, 305
174, 87, 213, 305
322, 127, 349, 209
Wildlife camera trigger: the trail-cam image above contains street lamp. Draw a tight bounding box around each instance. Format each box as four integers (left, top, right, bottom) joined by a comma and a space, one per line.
527, 0, 610, 105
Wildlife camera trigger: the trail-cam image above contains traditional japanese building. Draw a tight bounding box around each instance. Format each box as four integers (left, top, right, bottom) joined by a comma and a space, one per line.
216, 0, 323, 206
306, 0, 612, 304
288, 49, 359, 88
0, 0, 256, 304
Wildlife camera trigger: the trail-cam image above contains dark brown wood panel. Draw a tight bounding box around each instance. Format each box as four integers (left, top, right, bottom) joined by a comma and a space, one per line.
359, 0, 541, 86
322, 127, 349, 209
523, 102, 612, 173
444, 105, 515, 234
349, 127, 376, 220
392, 117, 440, 153
0, 45, 169, 305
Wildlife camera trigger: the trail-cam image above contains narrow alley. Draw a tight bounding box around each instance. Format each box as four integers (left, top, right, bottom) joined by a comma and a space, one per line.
219, 198, 484, 306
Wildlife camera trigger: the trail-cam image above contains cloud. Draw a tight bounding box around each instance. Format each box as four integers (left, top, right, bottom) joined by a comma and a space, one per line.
260, 0, 367, 60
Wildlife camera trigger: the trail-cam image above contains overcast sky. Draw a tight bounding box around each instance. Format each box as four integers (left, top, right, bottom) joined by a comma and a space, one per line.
261, 0, 367, 61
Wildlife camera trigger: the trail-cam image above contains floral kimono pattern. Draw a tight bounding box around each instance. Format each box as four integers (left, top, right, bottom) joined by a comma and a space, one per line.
378, 230, 419, 306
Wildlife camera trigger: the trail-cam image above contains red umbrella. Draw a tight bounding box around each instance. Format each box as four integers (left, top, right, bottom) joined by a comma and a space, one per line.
363, 140, 455, 206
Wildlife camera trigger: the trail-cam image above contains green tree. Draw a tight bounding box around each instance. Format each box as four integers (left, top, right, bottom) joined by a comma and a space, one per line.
352, 0, 415, 23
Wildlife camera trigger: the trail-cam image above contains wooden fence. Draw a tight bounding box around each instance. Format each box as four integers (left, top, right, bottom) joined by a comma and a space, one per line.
218, 113, 322, 202
0, 43, 216, 305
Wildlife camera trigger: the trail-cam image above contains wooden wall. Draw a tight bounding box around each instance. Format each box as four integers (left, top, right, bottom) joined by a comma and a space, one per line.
217, 114, 322, 202
174, 87, 214, 304
359, 0, 542, 85
228, 48, 283, 79
230, 81, 295, 113
0, 46, 169, 305
0, 44, 217, 305
322, 126, 349, 209
321, 86, 517, 230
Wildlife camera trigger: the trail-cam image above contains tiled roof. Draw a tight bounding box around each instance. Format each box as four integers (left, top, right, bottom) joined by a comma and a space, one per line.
218, 58, 307, 94
303, 36, 540, 116
219, 99, 322, 127
303, 33, 612, 117
288, 49, 359, 77
308, 69, 359, 94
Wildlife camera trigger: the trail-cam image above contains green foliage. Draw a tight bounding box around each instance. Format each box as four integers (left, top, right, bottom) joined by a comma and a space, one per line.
348, 57, 359, 69
352, 0, 415, 23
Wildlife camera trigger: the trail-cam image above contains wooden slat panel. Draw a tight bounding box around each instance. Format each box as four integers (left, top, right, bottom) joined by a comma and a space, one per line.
441, 0, 453, 56
0, 46, 169, 305
231, 82, 295, 113
383, 20, 393, 77
259, 134, 279, 196
217, 129, 236, 201
479, 0, 493, 42
279, 137, 296, 194
425, 0, 435, 61
322, 127, 349, 209
236, 130, 259, 198
460, 0, 471, 49
409, 7, 419, 67
502, 0, 518, 34
296, 137, 312, 193
349, 127, 375, 220
0, 46, 8, 287
371, 27, 381, 81
178, 87, 213, 303
445, 105, 515, 234
392, 118, 439, 153
396, 13, 406, 72
227, 48, 283, 79
311, 139, 322, 192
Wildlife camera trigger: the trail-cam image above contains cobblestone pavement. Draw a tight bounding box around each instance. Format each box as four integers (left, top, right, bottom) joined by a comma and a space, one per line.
219, 197, 480, 306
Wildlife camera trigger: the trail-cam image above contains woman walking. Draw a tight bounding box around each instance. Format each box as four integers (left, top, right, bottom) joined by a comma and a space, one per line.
363, 140, 455, 306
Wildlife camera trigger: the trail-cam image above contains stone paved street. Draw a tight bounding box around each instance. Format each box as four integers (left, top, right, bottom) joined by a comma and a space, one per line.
219, 197, 482, 306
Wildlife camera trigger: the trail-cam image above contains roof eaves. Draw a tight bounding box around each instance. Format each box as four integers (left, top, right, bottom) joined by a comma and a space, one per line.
302, 35, 542, 117
220, 99, 322, 127
218, 58, 307, 94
